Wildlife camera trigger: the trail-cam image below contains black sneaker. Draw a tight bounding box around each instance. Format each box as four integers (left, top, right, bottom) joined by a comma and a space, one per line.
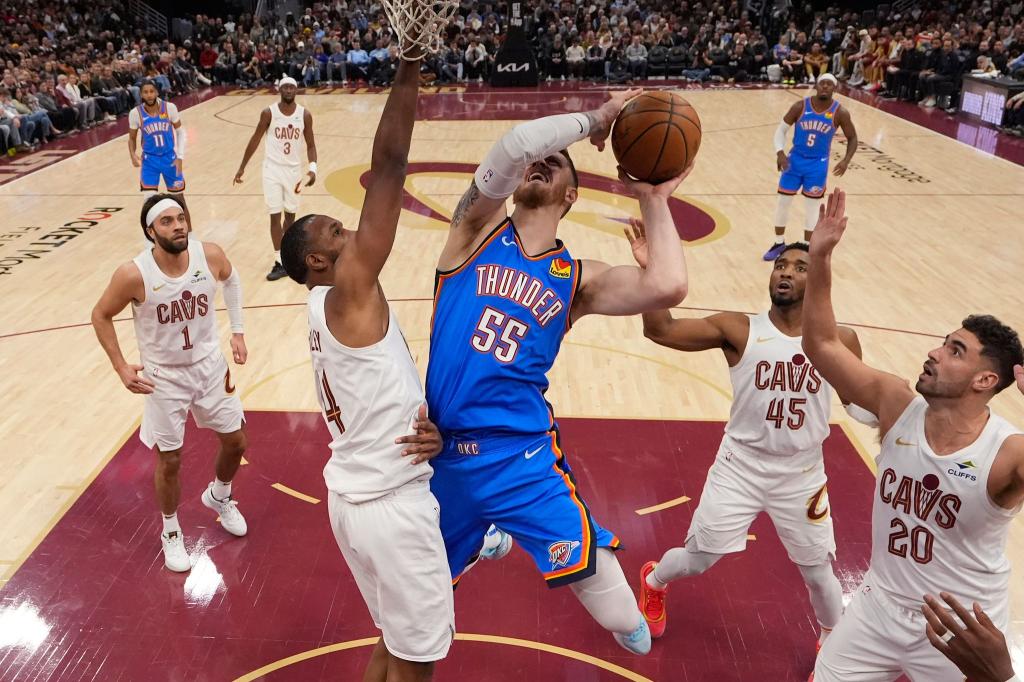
266, 262, 288, 281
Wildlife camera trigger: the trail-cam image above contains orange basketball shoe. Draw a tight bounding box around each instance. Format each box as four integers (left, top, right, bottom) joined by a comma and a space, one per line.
638, 561, 668, 638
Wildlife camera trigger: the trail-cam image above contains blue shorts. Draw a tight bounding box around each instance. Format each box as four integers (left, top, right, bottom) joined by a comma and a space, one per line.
778, 153, 828, 198
429, 429, 620, 588
140, 153, 185, 192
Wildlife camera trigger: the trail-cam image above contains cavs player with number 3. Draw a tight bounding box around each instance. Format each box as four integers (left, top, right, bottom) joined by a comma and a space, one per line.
631, 224, 870, 656
805, 189, 1024, 682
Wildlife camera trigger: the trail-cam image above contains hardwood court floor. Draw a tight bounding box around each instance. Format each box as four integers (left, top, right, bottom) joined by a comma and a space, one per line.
0, 84, 1022, 680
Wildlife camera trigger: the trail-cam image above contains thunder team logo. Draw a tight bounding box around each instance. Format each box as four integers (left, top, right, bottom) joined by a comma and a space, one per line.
548, 540, 580, 568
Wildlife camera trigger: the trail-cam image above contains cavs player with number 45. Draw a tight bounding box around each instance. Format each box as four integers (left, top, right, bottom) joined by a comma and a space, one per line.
630, 226, 870, 655
805, 190, 1024, 682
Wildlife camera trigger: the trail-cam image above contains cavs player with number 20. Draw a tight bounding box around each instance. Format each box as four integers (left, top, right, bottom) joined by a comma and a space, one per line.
630, 222, 869, 655
235, 76, 318, 281
91, 194, 250, 575
805, 190, 1024, 682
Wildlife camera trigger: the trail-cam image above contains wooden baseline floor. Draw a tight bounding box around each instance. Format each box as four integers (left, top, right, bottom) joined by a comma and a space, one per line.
0, 86, 1023, 679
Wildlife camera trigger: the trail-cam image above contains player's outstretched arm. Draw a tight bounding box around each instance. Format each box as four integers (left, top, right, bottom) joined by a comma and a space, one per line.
571, 165, 693, 321
91, 263, 154, 394
774, 100, 802, 172
203, 243, 247, 365
623, 216, 743, 353
234, 108, 272, 183
339, 53, 421, 289
441, 88, 641, 263
127, 107, 141, 167
802, 189, 913, 435
833, 107, 858, 176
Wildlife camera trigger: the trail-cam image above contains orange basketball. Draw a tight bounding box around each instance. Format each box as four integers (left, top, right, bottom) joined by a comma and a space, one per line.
611, 91, 702, 184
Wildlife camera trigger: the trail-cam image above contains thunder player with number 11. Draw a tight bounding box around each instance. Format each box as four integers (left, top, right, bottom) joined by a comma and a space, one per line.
129, 80, 186, 193
764, 74, 857, 261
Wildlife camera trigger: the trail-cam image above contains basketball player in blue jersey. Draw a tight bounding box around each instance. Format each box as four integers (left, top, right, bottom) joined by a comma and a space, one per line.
425, 89, 693, 656
764, 73, 857, 261
128, 81, 186, 193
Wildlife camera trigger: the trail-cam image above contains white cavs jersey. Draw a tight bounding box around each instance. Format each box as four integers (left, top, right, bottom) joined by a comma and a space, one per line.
871, 396, 1022, 624
265, 102, 305, 167
307, 287, 431, 503
132, 239, 219, 368
724, 312, 833, 456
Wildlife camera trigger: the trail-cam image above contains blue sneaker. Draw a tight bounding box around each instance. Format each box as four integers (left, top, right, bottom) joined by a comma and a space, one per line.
479, 525, 513, 560
763, 241, 787, 261
613, 618, 652, 655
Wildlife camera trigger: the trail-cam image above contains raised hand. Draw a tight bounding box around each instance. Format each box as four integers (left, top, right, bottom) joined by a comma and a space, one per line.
589, 87, 643, 151
808, 188, 848, 256
624, 217, 649, 269
617, 160, 695, 199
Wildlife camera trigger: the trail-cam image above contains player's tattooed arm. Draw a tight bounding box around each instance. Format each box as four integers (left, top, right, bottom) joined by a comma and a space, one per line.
450, 181, 481, 229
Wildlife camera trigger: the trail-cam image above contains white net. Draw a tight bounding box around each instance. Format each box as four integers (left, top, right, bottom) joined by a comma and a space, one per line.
381, 0, 459, 61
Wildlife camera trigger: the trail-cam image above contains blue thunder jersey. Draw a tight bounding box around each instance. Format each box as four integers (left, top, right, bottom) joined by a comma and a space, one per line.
791, 97, 839, 159
139, 101, 176, 158
426, 219, 581, 440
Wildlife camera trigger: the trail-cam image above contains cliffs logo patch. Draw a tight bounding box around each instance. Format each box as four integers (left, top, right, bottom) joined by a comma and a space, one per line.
946, 459, 978, 482
547, 540, 580, 569
549, 258, 572, 279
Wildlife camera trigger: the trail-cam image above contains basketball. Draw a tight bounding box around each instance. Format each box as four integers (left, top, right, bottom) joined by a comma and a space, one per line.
611, 92, 702, 184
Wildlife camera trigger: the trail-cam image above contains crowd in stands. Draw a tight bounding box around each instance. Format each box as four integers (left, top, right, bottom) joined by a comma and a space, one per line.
2, 0, 1023, 157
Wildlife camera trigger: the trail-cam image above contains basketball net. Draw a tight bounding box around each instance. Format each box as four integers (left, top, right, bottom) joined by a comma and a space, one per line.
380, 0, 458, 61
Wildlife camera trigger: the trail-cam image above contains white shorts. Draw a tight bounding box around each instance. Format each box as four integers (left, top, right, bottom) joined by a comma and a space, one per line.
687, 436, 836, 566
140, 352, 245, 451
262, 162, 303, 215
813, 577, 1007, 681
328, 481, 455, 662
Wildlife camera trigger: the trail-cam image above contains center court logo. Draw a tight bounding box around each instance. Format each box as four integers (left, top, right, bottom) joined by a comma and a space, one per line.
324, 162, 728, 245
548, 540, 581, 568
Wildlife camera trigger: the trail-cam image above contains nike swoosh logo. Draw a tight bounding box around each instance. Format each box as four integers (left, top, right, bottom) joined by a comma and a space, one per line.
501, 236, 515, 247
895, 437, 916, 446
525, 446, 544, 459
756, 336, 775, 343
153, 284, 166, 292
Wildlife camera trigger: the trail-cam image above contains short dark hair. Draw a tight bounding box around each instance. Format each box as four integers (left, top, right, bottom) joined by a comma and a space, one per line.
281, 214, 319, 284
962, 314, 1023, 393
140, 78, 158, 91
774, 242, 809, 263
139, 193, 186, 242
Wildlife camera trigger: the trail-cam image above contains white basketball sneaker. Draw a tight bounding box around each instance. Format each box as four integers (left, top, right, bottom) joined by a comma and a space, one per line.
479, 525, 513, 560
613, 619, 652, 655
161, 531, 191, 572
201, 483, 248, 537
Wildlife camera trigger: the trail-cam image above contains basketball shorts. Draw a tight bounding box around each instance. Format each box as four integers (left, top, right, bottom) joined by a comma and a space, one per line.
328, 481, 455, 662
778, 152, 829, 198
140, 153, 185, 192
430, 431, 620, 588
140, 352, 244, 451
687, 436, 836, 566
262, 162, 304, 215
813, 576, 1009, 681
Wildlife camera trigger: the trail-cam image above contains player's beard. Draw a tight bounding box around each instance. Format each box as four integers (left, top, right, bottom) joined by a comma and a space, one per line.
154, 233, 188, 255
513, 181, 558, 210
770, 291, 802, 307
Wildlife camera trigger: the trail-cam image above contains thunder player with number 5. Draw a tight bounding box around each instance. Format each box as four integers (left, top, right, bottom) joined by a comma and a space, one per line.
764, 74, 857, 261
129, 81, 186, 193
631, 229, 869, 655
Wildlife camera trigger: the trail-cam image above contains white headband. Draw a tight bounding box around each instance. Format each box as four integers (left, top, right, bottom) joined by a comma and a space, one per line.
278, 76, 298, 88
146, 198, 184, 227
817, 73, 838, 85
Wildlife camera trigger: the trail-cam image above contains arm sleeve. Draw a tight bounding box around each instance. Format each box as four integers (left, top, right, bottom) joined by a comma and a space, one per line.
222, 268, 244, 333
166, 102, 180, 123
128, 107, 140, 129
773, 120, 790, 152
474, 112, 592, 199
174, 125, 186, 158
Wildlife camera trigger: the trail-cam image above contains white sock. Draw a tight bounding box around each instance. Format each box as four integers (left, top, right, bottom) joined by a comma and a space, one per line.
775, 235, 785, 245
646, 565, 668, 590
162, 512, 181, 535
274, 250, 281, 265
212, 478, 232, 501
